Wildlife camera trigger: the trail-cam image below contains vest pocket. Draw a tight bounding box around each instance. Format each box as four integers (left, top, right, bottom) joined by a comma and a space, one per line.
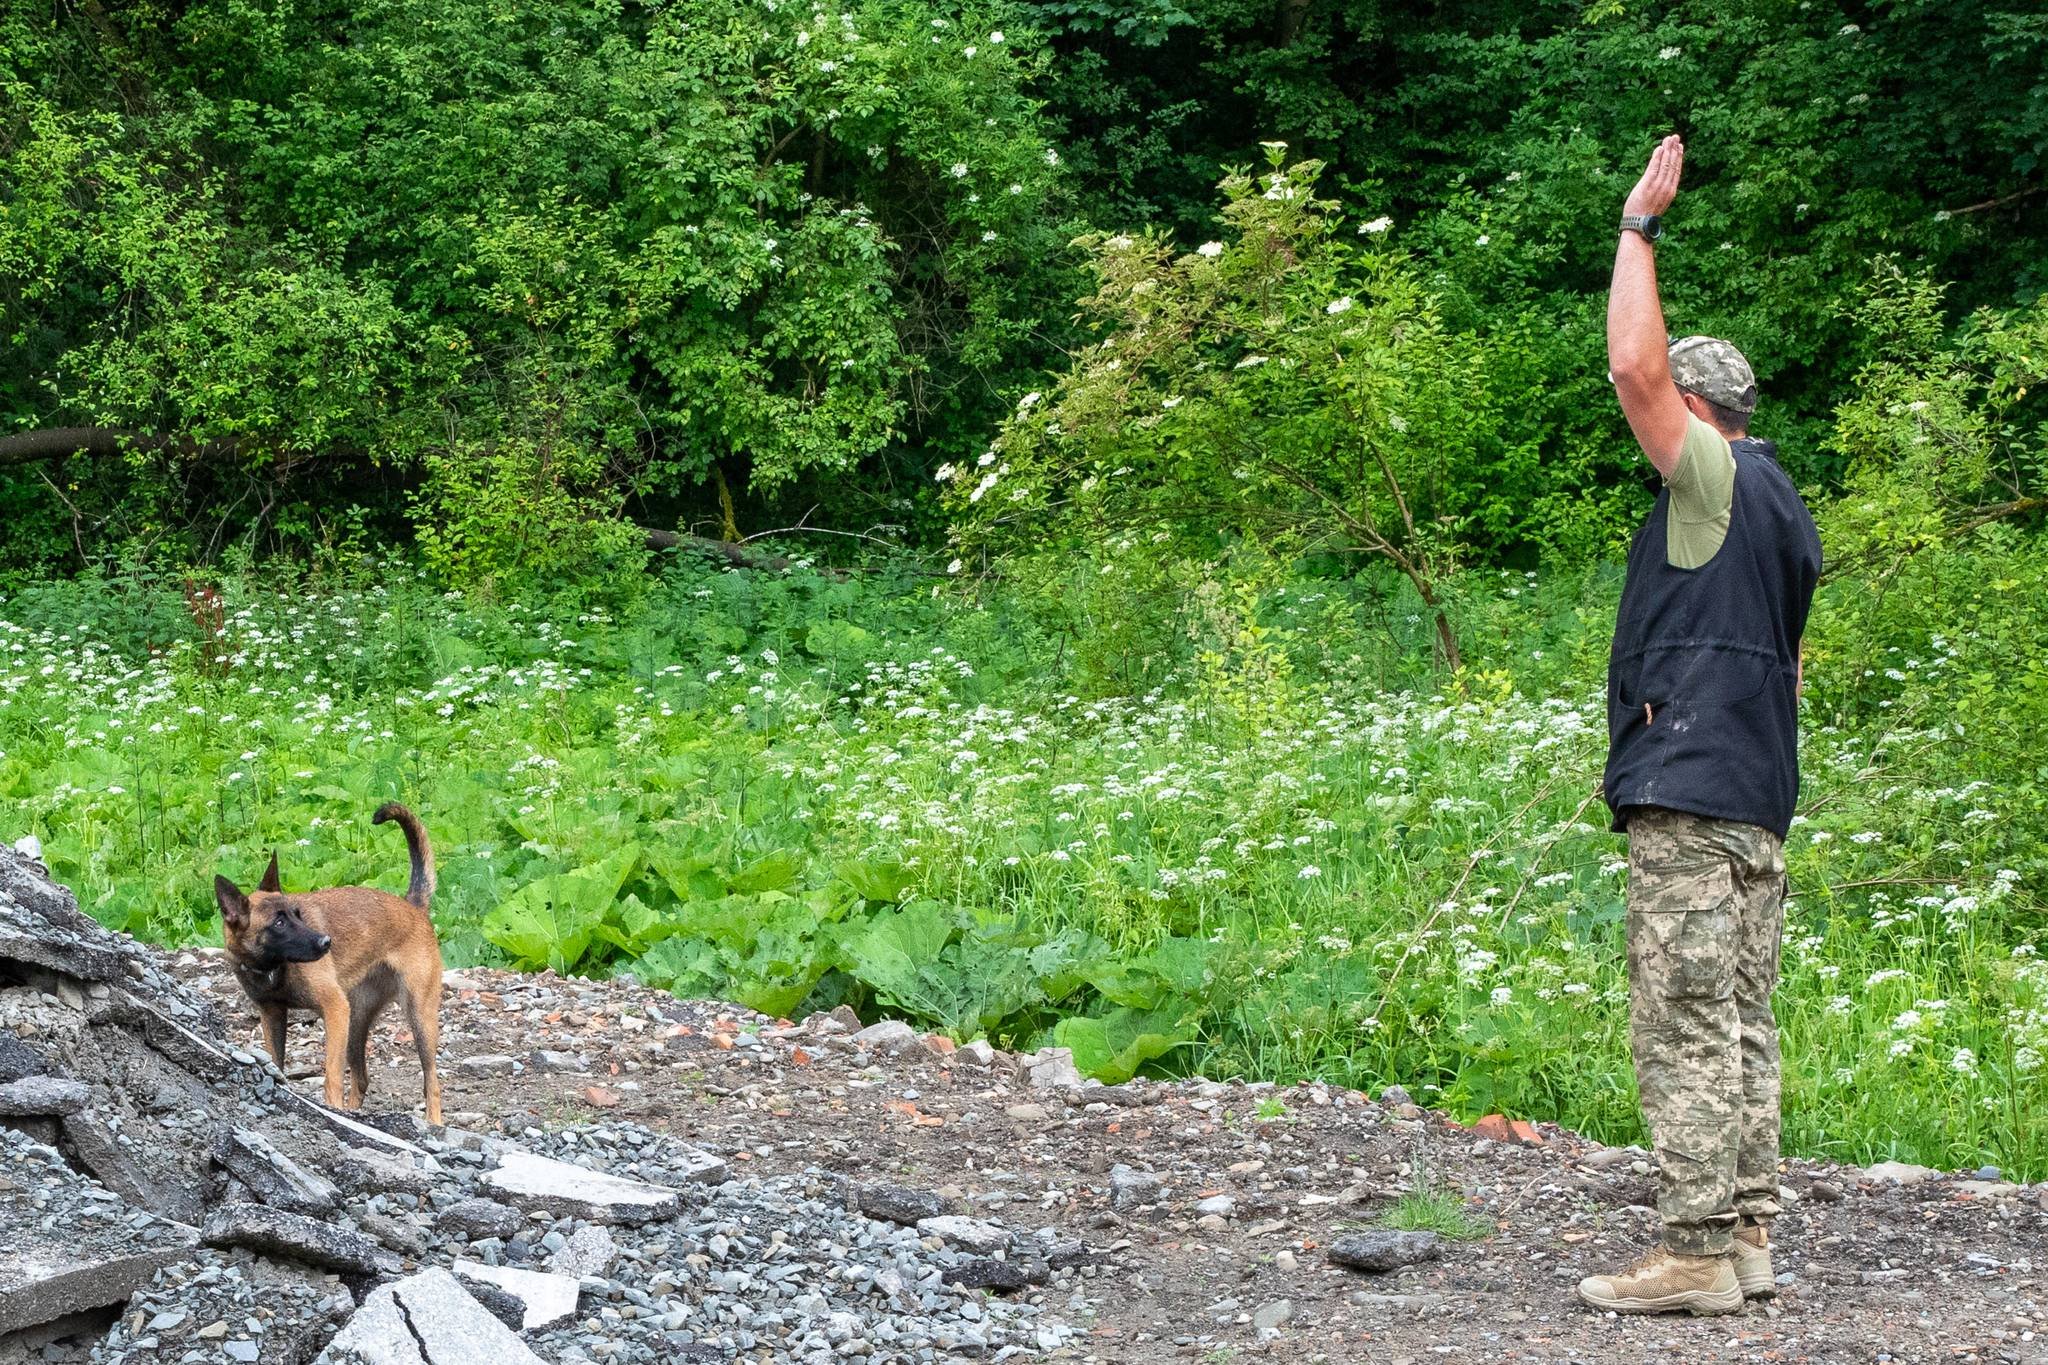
1619, 643, 1775, 711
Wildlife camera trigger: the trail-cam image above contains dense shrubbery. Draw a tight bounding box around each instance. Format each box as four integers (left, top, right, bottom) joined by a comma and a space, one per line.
3, 0, 2043, 571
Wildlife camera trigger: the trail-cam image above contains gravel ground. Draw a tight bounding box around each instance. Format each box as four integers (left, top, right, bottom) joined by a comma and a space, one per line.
167, 951, 2048, 1365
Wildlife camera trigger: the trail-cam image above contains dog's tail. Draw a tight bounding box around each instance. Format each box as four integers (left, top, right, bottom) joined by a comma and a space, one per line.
372, 803, 435, 912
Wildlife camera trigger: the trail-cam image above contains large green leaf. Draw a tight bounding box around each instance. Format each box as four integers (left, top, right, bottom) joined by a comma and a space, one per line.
836, 857, 919, 904
482, 845, 643, 972
1052, 1006, 1196, 1084
728, 848, 804, 895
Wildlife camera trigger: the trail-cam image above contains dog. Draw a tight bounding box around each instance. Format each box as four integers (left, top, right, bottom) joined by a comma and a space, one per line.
215, 802, 444, 1125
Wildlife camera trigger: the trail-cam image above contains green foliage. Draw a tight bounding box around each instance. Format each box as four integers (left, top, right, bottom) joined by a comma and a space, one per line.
4, 535, 2044, 1176
948, 149, 1502, 667
2, 0, 1076, 569
1819, 261, 2045, 580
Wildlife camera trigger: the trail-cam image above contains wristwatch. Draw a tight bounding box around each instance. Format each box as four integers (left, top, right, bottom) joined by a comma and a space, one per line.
1621, 214, 1663, 242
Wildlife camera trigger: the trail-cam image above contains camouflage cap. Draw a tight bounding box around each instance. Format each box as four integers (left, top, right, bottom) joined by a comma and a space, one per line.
1667, 335, 1758, 415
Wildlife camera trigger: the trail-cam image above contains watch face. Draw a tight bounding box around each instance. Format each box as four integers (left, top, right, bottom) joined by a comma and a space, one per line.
1642, 215, 1662, 240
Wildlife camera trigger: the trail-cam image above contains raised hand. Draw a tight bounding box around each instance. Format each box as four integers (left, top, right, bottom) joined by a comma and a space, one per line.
1625, 135, 1685, 218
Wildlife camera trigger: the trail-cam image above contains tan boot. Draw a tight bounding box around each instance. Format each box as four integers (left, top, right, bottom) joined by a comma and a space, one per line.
1576, 1247, 1744, 1315
1732, 1224, 1776, 1299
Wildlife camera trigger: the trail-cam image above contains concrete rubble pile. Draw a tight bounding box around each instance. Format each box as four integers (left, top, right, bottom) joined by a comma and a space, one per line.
0, 845, 726, 1364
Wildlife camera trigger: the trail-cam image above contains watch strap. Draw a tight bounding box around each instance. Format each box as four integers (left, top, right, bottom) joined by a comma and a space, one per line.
1620, 214, 1659, 241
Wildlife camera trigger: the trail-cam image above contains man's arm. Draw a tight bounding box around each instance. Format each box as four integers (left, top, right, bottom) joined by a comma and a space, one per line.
1608, 135, 1690, 480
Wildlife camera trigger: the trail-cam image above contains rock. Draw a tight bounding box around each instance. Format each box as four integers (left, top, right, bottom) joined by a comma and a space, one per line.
335, 1144, 437, 1197
1379, 1085, 1412, 1107
1805, 1179, 1844, 1202
548, 1225, 616, 1280
956, 1040, 997, 1067
942, 1258, 1032, 1291
0, 1033, 49, 1083
437, 1198, 525, 1241
850, 1020, 920, 1056
0, 1073, 90, 1115
527, 1048, 592, 1074
212, 1127, 340, 1215
359, 1212, 430, 1257
1004, 1103, 1050, 1123
1328, 1230, 1443, 1273
1109, 1164, 1163, 1209
202, 1202, 388, 1276
483, 1148, 698, 1225
451, 1259, 582, 1330
922, 1033, 957, 1058
1956, 1179, 2021, 1200
318, 1267, 544, 1365
1347, 1291, 1445, 1312
1253, 1299, 1294, 1332
1866, 1161, 1941, 1187
1025, 1046, 1084, 1090
580, 1084, 621, 1108
1580, 1146, 1639, 1170
455, 1054, 517, 1077
858, 1183, 945, 1226
915, 1216, 1011, 1255
1195, 1194, 1237, 1219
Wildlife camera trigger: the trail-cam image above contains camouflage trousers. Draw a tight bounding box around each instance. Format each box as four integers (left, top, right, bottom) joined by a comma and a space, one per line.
1625, 806, 1786, 1256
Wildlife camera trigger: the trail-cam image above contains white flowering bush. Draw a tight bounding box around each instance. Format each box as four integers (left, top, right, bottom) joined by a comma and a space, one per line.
942, 146, 1505, 670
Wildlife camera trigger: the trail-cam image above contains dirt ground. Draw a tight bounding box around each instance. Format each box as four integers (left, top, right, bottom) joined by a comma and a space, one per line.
166, 950, 2048, 1365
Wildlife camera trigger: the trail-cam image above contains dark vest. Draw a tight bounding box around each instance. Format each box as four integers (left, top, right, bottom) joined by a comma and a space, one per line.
1604, 437, 1821, 838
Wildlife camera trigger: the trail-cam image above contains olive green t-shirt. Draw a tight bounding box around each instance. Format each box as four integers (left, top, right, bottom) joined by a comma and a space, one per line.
1665, 415, 1737, 569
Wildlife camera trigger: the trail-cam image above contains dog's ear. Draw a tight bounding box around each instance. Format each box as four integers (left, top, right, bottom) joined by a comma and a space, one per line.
215, 875, 250, 930
258, 852, 281, 893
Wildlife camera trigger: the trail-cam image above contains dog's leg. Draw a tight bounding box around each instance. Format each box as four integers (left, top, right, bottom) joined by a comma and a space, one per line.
312, 987, 353, 1110
258, 1002, 288, 1071
401, 965, 444, 1127
345, 1008, 376, 1107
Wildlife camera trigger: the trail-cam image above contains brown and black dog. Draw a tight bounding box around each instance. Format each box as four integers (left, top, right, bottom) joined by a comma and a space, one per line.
215, 803, 444, 1125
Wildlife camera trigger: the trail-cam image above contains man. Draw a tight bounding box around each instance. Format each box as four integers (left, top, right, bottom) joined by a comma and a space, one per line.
1578, 136, 1822, 1316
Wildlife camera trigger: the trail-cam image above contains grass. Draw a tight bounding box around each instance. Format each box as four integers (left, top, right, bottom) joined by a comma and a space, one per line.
1375, 1183, 1489, 1242
0, 550, 2042, 1178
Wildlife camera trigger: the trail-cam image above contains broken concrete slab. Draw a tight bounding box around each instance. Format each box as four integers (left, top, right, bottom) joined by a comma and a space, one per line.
0, 1074, 90, 1115
333, 1145, 436, 1198
212, 1128, 340, 1216
481, 1148, 698, 1225
317, 1268, 544, 1365
60, 1110, 205, 1224
915, 1215, 1011, 1255
273, 1087, 428, 1158
0, 1129, 197, 1337
450, 1259, 581, 1330
202, 1202, 390, 1277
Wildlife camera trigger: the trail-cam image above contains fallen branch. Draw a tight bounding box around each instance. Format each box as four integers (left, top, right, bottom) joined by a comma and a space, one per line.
641, 527, 807, 572
0, 426, 170, 466
1939, 185, 2046, 217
